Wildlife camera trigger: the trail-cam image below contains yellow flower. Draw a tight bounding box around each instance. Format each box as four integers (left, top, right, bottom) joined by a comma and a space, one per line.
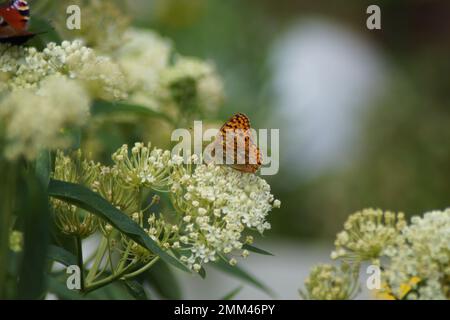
376, 277, 421, 300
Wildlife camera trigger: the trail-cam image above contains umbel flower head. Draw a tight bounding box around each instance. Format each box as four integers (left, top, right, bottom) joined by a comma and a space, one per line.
115, 28, 172, 110
0, 75, 90, 160
383, 209, 450, 300
331, 208, 406, 264
300, 263, 359, 300
51, 150, 99, 238
112, 142, 173, 191
169, 161, 277, 270
0, 40, 130, 160
161, 56, 224, 115
0, 41, 127, 100
54, 0, 130, 53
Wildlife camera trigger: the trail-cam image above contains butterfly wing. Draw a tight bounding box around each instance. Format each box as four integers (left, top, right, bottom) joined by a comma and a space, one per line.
0, 1, 33, 44
231, 133, 262, 173
207, 113, 262, 173
0, 30, 35, 44
0, 0, 30, 31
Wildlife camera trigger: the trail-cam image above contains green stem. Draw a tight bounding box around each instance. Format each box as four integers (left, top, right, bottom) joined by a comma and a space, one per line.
122, 257, 159, 280
75, 235, 85, 292
83, 263, 134, 294
84, 257, 160, 294
85, 236, 108, 284
116, 241, 132, 273
0, 160, 16, 299
83, 237, 132, 294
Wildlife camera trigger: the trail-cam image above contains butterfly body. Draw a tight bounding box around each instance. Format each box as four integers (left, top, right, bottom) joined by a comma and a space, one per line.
0, 0, 33, 44
207, 113, 262, 174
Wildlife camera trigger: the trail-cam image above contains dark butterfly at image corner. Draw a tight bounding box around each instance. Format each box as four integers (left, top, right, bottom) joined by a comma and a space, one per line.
0, 0, 38, 45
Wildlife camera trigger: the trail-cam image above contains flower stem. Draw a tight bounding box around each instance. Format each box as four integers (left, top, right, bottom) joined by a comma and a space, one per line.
122, 256, 159, 280
85, 236, 108, 284
75, 235, 85, 292
83, 263, 134, 294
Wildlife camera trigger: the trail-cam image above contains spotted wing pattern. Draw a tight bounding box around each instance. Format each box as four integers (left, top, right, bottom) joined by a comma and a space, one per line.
0, 1, 33, 43
210, 113, 262, 174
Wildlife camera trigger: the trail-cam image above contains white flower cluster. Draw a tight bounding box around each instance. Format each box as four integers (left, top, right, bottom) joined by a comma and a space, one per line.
170, 162, 278, 270
112, 142, 173, 190
384, 209, 450, 300
54, 0, 130, 53
1, 41, 127, 100
0, 40, 130, 160
0, 45, 24, 85
300, 263, 358, 300
51, 0, 224, 115
323, 207, 449, 300
330, 208, 406, 264
115, 28, 172, 109
42, 41, 127, 100
161, 56, 224, 114
0, 19, 227, 160
0, 75, 90, 160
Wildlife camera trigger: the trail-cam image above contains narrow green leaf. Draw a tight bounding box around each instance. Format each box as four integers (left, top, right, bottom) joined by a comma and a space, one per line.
143, 260, 182, 299
243, 244, 274, 256
91, 100, 175, 125
220, 286, 243, 300
0, 160, 17, 299
17, 172, 50, 299
35, 150, 51, 188
47, 245, 77, 267
123, 280, 148, 300
213, 257, 273, 297
47, 179, 190, 273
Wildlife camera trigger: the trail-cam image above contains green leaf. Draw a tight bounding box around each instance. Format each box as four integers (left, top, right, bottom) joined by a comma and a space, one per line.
220, 286, 243, 300
35, 150, 51, 188
123, 280, 148, 300
47, 275, 85, 300
91, 100, 176, 125
143, 260, 182, 299
28, 17, 62, 50
17, 172, 51, 299
85, 281, 135, 300
0, 160, 17, 299
243, 244, 274, 256
47, 245, 77, 267
213, 257, 273, 297
47, 179, 190, 273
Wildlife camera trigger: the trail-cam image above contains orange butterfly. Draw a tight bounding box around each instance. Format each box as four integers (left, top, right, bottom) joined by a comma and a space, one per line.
0, 0, 35, 44
206, 113, 262, 173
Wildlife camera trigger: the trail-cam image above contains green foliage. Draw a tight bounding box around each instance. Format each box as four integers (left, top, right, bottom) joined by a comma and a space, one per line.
48, 179, 189, 272
213, 256, 273, 297
143, 260, 182, 299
